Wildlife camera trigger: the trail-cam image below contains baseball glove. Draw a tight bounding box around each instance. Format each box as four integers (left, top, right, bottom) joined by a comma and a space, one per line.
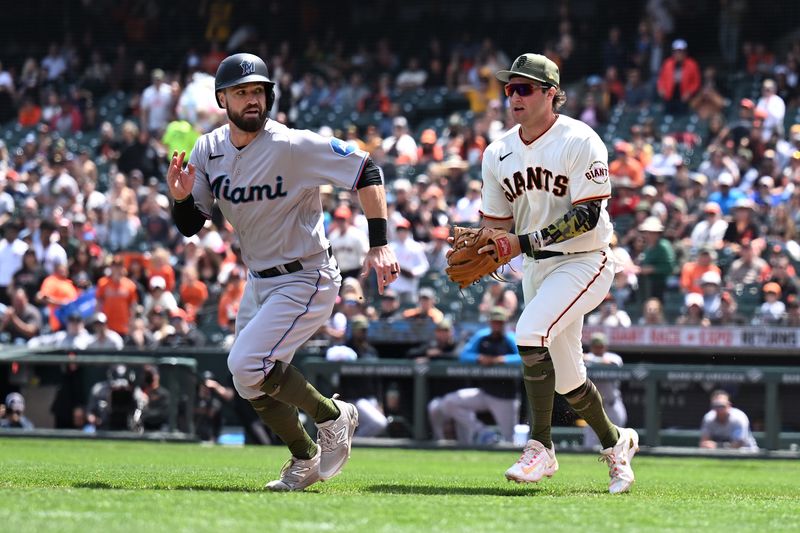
446, 226, 516, 289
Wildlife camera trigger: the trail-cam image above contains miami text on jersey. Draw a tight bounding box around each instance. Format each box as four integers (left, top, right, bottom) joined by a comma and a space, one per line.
501, 166, 568, 202
210, 174, 287, 204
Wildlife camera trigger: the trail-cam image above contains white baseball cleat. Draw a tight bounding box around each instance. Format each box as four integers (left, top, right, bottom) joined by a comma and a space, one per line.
599, 427, 640, 494
317, 394, 359, 480
504, 439, 559, 483
265, 445, 321, 491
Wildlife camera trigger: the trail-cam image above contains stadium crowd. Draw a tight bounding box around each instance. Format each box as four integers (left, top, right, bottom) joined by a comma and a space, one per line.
0, 1, 797, 441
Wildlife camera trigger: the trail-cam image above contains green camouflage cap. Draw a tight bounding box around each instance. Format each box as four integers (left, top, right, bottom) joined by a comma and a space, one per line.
496, 53, 560, 87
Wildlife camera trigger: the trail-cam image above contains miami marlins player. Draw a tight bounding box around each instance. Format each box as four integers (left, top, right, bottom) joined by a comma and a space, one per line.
168, 53, 399, 491
476, 54, 638, 493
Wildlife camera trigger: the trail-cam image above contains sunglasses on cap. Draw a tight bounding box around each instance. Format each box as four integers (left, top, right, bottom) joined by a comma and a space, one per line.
504, 83, 547, 97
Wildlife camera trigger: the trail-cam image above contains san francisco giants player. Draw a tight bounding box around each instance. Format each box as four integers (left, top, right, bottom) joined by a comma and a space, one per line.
168, 53, 399, 491
477, 54, 639, 493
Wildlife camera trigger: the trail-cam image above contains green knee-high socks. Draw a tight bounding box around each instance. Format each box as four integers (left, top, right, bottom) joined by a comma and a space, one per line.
260, 361, 340, 423
249, 394, 317, 460
519, 346, 556, 449
563, 378, 620, 449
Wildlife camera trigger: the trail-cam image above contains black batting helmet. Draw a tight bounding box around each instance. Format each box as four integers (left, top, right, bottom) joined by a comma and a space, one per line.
214, 53, 274, 108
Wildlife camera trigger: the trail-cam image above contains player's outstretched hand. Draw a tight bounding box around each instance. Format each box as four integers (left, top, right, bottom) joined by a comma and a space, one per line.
361, 245, 400, 295
167, 150, 196, 201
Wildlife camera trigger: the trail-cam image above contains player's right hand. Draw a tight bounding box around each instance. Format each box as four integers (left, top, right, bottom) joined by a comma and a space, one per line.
167, 150, 196, 201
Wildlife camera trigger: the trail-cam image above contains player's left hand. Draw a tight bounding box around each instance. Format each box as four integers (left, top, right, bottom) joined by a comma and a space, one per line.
361, 245, 400, 295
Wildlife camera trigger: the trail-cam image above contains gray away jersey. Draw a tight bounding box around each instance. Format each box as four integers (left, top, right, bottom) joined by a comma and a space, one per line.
188, 121, 368, 271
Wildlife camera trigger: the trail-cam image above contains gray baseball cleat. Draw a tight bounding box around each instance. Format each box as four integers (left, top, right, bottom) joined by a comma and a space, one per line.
265, 445, 321, 491
316, 394, 359, 480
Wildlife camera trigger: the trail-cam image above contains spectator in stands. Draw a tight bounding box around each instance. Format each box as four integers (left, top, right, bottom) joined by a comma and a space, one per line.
36, 259, 78, 332
656, 39, 701, 115
610, 141, 645, 189
126, 315, 155, 349
140, 69, 173, 137
582, 333, 627, 451
753, 282, 786, 325
624, 68, 650, 109
401, 287, 444, 324
0, 220, 28, 305
0, 392, 34, 429
377, 288, 402, 321
646, 135, 684, 179
699, 390, 758, 450
689, 202, 729, 254
783, 299, 800, 327
160, 308, 205, 347
328, 205, 369, 281
417, 129, 444, 165
178, 266, 208, 324
396, 57, 428, 91
0, 288, 41, 344
680, 247, 722, 294
146, 248, 174, 293
607, 176, 640, 221
28, 311, 93, 349
722, 198, 760, 253
587, 294, 632, 327
699, 270, 724, 322
765, 255, 798, 303
427, 307, 521, 445
708, 173, 746, 216
425, 226, 450, 273
714, 290, 748, 326
699, 146, 740, 185
17, 96, 41, 127
478, 280, 519, 323
382, 116, 418, 165
639, 297, 666, 325
408, 317, 459, 361
9, 246, 38, 304
756, 79, 786, 142
450, 179, 483, 224
637, 217, 676, 302
216, 266, 244, 330
677, 292, 710, 327
726, 241, 770, 288
95, 256, 138, 337
86, 312, 124, 350
33, 220, 67, 275
690, 66, 727, 120
390, 218, 429, 304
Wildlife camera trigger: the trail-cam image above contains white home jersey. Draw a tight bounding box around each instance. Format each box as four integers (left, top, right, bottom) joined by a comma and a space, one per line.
188, 121, 368, 271
480, 115, 613, 253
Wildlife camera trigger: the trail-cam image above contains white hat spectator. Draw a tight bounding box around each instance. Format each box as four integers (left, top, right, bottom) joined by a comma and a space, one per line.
700, 271, 722, 286
638, 216, 664, 232
685, 292, 704, 308
150, 276, 167, 290
717, 172, 734, 187
672, 39, 688, 51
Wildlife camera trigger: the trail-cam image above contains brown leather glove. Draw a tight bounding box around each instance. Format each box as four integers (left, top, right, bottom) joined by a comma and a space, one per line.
445, 226, 515, 288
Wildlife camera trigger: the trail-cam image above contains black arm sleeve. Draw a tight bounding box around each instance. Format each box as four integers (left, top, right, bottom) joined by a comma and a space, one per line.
171, 194, 207, 237
355, 157, 383, 189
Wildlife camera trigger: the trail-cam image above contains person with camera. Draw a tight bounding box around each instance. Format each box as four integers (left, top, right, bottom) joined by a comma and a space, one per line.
87, 364, 147, 431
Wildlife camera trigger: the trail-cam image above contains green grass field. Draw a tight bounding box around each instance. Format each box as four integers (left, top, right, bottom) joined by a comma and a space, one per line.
1, 438, 798, 532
